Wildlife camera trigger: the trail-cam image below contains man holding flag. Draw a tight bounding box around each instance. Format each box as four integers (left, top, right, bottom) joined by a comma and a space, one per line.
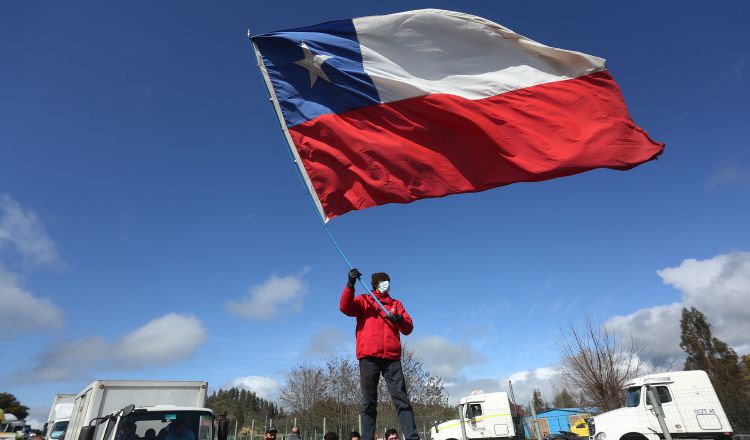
251, 10, 663, 437
340, 269, 418, 440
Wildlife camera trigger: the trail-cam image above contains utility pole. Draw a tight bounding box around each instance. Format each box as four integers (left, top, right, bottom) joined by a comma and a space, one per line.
646, 387, 673, 440
529, 402, 542, 440
508, 381, 520, 439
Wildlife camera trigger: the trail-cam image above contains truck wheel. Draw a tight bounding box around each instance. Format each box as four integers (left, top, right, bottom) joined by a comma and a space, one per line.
621, 434, 648, 440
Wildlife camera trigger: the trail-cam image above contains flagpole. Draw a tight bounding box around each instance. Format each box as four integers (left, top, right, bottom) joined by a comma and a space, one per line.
248, 30, 390, 317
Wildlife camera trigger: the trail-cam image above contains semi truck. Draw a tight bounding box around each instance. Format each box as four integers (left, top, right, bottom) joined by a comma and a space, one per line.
0, 412, 24, 440
587, 370, 733, 440
431, 391, 517, 440
45, 394, 76, 440
65, 380, 212, 440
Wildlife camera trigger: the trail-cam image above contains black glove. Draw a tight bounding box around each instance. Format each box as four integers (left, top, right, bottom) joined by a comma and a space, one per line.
386, 313, 404, 324
347, 268, 362, 288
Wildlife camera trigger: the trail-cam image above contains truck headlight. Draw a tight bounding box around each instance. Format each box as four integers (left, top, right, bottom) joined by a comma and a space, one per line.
594, 433, 606, 440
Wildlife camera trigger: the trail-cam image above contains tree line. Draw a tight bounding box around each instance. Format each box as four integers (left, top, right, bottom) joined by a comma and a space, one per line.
206, 388, 283, 429
205, 348, 454, 440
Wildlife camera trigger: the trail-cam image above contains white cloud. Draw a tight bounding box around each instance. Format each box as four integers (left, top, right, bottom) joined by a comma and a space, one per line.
115, 313, 208, 367
444, 366, 560, 405
223, 376, 280, 400
0, 195, 64, 339
706, 158, 750, 189
607, 251, 750, 364
508, 371, 529, 382
226, 271, 308, 320
16, 313, 207, 383
606, 303, 684, 364
0, 194, 59, 265
25, 406, 52, 430
504, 367, 561, 404
534, 366, 560, 380
410, 335, 485, 380
0, 266, 64, 338
18, 335, 110, 382
303, 327, 352, 358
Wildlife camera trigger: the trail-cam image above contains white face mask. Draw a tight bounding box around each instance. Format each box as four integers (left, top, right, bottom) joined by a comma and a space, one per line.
377, 280, 390, 293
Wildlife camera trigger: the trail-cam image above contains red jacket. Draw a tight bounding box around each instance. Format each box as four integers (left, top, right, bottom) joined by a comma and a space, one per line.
339, 286, 414, 360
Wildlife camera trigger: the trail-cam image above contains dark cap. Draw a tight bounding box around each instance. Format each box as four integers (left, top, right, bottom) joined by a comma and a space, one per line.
266, 428, 278, 434
371, 272, 390, 289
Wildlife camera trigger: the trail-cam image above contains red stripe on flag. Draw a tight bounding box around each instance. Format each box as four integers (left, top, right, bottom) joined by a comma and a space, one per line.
289, 70, 664, 220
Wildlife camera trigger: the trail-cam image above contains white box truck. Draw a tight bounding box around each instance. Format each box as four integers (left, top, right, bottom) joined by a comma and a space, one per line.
65, 381, 212, 440
45, 394, 76, 440
431, 391, 516, 440
588, 370, 733, 440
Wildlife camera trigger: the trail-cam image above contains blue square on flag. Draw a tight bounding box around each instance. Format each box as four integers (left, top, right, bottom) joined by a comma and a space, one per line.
252, 20, 381, 128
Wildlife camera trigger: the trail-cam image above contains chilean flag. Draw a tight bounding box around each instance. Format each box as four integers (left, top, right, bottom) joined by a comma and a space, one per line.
252, 9, 664, 221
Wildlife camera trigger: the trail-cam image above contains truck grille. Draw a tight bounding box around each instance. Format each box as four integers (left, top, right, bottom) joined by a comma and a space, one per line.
587, 418, 595, 436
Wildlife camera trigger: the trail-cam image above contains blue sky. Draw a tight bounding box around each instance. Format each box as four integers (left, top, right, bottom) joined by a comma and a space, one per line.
2, 0, 749, 427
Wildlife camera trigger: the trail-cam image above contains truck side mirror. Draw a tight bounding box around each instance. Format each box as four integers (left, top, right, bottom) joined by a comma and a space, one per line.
120, 405, 135, 418
78, 426, 95, 440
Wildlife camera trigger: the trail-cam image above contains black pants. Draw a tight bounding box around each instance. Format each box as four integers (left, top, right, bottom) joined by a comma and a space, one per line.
359, 357, 419, 440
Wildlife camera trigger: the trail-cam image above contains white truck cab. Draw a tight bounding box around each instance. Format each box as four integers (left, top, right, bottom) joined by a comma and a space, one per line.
65, 380, 212, 440
432, 391, 516, 440
588, 370, 732, 440
45, 394, 76, 440
79, 405, 213, 440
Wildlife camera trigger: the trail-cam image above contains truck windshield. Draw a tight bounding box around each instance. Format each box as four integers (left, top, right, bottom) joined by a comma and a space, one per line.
50, 421, 69, 439
114, 411, 213, 440
624, 387, 641, 407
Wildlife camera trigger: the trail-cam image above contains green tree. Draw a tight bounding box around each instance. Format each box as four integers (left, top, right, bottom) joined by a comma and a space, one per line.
206, 386, 282, 430
531, 389, 546, 414
0, 392, 29, 420
552, 388, 576, 408
680, 307, 750, 432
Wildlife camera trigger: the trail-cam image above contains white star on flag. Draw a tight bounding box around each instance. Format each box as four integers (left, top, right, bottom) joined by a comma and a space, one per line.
294, 42, 333, 87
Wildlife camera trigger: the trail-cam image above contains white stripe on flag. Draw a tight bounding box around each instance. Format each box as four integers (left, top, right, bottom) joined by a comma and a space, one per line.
353, 9, 606, 104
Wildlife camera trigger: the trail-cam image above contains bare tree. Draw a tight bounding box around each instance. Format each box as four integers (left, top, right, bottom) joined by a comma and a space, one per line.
375, 345, 451, 432
320, 356, 361, 433
279, 363, 327, 431
558, 316, 646, 411
278, 348, 452, 438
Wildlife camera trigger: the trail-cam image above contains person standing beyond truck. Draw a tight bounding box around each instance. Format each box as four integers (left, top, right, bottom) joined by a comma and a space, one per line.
339, 269, 419, 440
216, 414, 228, 440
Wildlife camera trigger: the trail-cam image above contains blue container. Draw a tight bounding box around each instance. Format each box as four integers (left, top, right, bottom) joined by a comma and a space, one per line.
523, 408, 596, 437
